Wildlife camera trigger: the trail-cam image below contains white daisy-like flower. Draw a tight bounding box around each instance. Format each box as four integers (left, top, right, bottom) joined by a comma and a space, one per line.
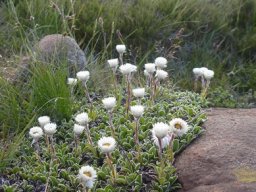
29, 126, 44, 140
156, 70, 168, 80
102, 97, 116, 111
144, 63, 156, 74
73, 124, 85, 135
107, 58, 119, 70
116, 44, 126, 54
132, 88, 145, 98
119, 63, 137, 75
152, 122, 169, 139
67, 78, 78, 86
144, 69, 149, 77
78, 165, 97, 189
130, 105, 144, 118
76, 71, 90, 82
97, 136, 116, 153
43, 123, 57, 136
152, 131, 172, 148
203, 69, 214, 80
200, 67, 208, 74
192, 68, 202, 77
38, 116, 50, 128
169, 118, 189, 136
155, 57, 167, 69
75, 112, 89, 126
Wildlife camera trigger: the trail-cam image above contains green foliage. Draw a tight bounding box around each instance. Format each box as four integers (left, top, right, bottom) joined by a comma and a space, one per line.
0, 89, 206, 191
207, 87, 237, 108
30, 62, 75, 121
1, 0, 256, 97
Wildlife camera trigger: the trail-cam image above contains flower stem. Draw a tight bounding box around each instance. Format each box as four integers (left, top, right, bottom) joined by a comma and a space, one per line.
108, 111, 116, 138
126, 76, 131, 116
106, 153, 116, 183
49, 136, 57, 160
85, 124, 93, 145
134, 118, 139, 145
35, 141, 42, 162
119, 53, 124, 66
84, 84, 93, 112
157, 137, 162, 161
112, 70, 118, 93
45, 135, 50, 153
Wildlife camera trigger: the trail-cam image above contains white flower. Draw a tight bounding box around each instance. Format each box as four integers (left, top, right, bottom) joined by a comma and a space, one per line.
152, 122, 169, 139
119, 63, 137, 75
78, 165, 97, 189
144, 69, 149, 77
169, 118, 189, 136
155, 57, 167, 69
73, 124, 85, 135
98, 136, 116, 153
116, 44, 126, 54
43, 123, 57, 136
130, 105, 144, 118
144, 63, 156, 74
75, 112, 89, 126
152, 131, 172, 148
132, 88, 145, 98
203, 69, 214, 80
76, 71, 90, 82
107, 58, 119, 70
29, 126, 44, 140
38, 116, 50, 128
156, 70, 168, 80
192, 68, 202, 77
200, 67, 208, 75
102, 97, 116, 111
67, 78, 77, 85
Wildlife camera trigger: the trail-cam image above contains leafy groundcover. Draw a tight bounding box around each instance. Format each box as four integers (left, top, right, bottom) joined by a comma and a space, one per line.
1, 89, 206, 192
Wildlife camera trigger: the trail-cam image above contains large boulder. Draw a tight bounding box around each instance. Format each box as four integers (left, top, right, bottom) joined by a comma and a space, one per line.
35, 34, 86, 75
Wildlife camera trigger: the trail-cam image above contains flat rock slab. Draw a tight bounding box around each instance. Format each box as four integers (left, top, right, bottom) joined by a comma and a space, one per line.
175, 108, 256, 192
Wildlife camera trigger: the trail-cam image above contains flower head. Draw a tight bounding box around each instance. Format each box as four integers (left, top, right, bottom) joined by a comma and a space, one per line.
130, 105, 144, 118
102, 97, 116, 111
76, 71, 90, 82
78, 165, 97, 189
152, 122, 169, 139
156, 70, 168, 80
192, 68, 202, 77
144, 63, 156, 74
155, 57, 167, 69
107, 59, 119, 71
98, 136, 116, 153
169, 118, 189, 136
119, 63, 137, 75
152, 131, 172, 148
67, 78, 77, 86
38, 116, 50, 128
43, 123, 57, 136
132, 88, 145, 98
116, 44, 126, 54
29, 126, 44, 141
75, 112, 89, 126
144, 69, 149, 77
73, 124, 85, 135
203, 69, 214, 80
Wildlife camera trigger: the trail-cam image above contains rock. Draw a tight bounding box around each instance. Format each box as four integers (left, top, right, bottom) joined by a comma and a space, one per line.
35, 34, 86, 75
175, 108, 256, 192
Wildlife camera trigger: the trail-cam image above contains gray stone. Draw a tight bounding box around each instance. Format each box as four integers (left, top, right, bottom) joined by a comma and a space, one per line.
35, 34, 86, 75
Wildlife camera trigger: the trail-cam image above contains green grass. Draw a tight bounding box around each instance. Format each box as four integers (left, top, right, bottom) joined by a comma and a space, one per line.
1, 0, 255, 99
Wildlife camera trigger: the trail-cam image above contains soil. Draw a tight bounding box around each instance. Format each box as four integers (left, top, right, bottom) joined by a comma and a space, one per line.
175, 108, 256, 192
